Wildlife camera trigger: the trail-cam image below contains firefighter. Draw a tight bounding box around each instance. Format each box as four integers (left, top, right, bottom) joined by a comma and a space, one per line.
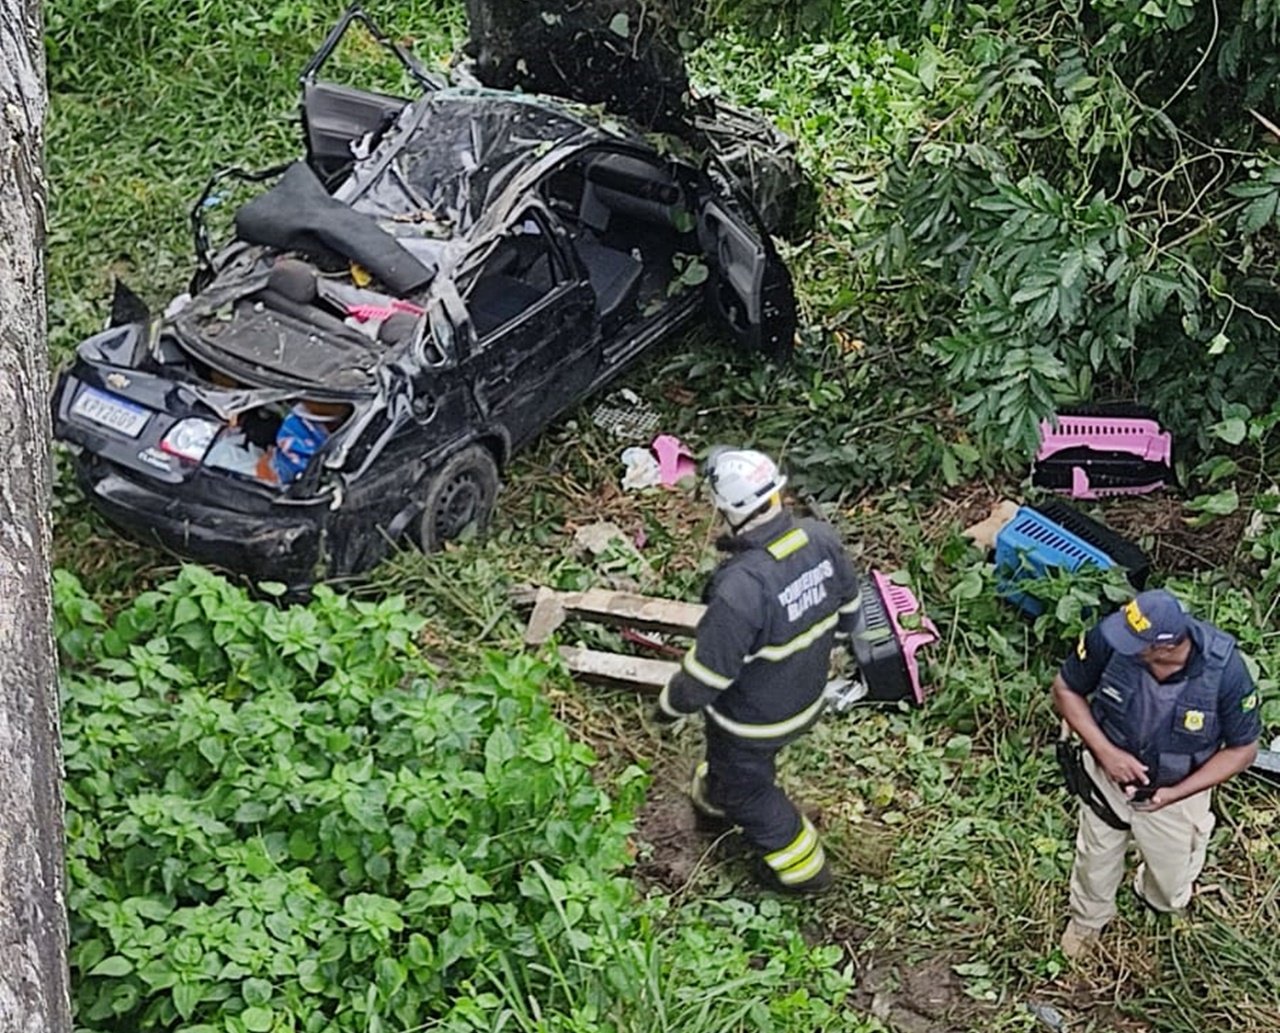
652, 447, 863, 893
1052, 589, 1261, 960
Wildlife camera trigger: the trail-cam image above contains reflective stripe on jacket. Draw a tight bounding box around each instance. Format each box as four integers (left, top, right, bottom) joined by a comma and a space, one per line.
658, 510, 861, 748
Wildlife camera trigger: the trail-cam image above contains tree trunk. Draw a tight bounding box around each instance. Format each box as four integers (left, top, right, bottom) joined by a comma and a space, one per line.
0, 1, 72, 1030
461, 2, 812, 235
464, 0, 697, 132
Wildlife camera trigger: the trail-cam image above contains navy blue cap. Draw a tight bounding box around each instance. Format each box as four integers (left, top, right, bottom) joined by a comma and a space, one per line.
1101, 589, 1189, 655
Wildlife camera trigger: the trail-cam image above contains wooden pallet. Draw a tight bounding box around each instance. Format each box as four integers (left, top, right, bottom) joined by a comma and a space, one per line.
520, 586, 704, 693
518, 585, 859, 702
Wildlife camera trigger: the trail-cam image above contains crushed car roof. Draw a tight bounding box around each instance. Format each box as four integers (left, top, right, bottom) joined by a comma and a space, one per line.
337, 87, 632, 237
171, 88, 685, 395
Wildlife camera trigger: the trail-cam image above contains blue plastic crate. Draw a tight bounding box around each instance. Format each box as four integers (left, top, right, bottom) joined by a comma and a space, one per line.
994, 506, 1116, 615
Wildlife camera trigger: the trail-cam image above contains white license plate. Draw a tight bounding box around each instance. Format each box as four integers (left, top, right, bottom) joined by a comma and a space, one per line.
71, 386, 150, 438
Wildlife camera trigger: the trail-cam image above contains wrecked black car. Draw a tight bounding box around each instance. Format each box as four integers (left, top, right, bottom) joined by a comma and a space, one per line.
52, 7, 797, 591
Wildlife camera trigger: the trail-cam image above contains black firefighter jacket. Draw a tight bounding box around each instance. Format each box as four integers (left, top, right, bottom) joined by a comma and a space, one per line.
658, 510, 862, 748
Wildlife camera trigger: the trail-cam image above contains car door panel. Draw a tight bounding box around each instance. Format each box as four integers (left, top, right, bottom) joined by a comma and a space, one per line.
303, 81, 408, 187
459, 206, 600, 445
467, 283, 596, 446
698, 194, 797, 361
297, 4, 441, 189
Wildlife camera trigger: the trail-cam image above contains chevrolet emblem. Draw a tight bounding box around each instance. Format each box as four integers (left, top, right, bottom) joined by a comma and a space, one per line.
105, 372, 131, 390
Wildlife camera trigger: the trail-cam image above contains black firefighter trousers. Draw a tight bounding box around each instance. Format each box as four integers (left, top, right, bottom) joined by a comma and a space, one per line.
701, 725, 827, 887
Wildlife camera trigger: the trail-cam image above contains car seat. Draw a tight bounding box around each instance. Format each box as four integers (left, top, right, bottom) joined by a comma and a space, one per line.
573, 236, 644, 337
467, 275, 546, 338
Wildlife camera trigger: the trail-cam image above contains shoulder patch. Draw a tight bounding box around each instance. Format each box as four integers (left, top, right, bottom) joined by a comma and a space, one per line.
1242, 692, 1259, 713
1076, 634, 1087, 660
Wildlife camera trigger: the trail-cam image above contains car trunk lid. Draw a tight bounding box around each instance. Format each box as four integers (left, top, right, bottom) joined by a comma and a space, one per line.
56, 367, 226, 487
169, 285, 383, 393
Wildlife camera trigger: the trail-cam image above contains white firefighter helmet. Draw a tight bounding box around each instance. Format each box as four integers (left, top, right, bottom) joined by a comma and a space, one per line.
703, 446, 787, 523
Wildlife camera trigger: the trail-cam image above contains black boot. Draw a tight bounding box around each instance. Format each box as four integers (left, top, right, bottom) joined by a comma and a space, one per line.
753, 856, 834, 896
689, 761, 735, 833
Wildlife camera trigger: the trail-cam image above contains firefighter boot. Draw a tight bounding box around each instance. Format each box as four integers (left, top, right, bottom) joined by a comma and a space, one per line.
689, 761, 734, 833
756, 816, 832, 895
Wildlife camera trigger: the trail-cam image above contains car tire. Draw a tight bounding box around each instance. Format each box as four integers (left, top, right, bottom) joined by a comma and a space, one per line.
416, 445, 500, 552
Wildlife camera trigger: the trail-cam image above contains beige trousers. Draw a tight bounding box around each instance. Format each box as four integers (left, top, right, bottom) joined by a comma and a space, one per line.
1068, 749, 1216, 930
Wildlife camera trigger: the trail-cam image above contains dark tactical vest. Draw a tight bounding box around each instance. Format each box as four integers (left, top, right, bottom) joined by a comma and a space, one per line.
1089, 620, 1236, 787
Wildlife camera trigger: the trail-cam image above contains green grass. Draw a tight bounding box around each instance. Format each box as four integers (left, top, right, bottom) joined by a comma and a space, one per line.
45, 0, 466, 358
44, 1, 1280, 1031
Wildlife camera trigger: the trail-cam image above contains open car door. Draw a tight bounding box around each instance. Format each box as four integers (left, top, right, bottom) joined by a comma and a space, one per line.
302, 82, 408, 189
299, 4, 443, 189
697, 184, 797, 361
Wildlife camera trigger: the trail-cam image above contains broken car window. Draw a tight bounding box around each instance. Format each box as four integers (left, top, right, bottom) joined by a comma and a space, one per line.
351, 91, 586, 233
463, 214, 561, 339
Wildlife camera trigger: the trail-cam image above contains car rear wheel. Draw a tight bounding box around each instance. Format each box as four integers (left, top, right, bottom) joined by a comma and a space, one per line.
417, 445, 500, 551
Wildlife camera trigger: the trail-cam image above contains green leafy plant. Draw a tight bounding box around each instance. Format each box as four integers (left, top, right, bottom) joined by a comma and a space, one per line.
58, 566, 643, 1031
696, 1, 1280, 460
58, 566, 901, 1032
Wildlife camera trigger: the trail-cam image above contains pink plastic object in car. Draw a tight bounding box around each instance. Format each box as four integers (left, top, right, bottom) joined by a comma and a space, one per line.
347, 299, 426, 323
870, 570, 940, 706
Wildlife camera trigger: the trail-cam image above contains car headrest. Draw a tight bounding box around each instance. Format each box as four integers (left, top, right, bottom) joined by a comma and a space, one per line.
377, 311, 419, 346
268, 259, 319, 304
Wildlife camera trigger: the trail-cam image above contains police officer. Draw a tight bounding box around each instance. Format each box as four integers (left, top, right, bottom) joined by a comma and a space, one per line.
1052, 589, 1261, 959
653, 447, 862, 893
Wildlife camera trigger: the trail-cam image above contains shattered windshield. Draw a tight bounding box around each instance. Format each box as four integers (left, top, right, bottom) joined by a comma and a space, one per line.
349, 90, 588, 238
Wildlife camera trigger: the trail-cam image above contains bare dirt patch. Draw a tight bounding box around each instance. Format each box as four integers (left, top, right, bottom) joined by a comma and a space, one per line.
1098, 493, 1249, 575
629, 751, 757, 894
632, 776, 709, 891
854, 953, 993, 1033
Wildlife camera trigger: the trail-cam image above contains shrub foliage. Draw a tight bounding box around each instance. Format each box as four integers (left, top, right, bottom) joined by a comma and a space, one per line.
56, 568, 875, 1033
697, 0, 1280, 470
57, 567, 640, 1031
